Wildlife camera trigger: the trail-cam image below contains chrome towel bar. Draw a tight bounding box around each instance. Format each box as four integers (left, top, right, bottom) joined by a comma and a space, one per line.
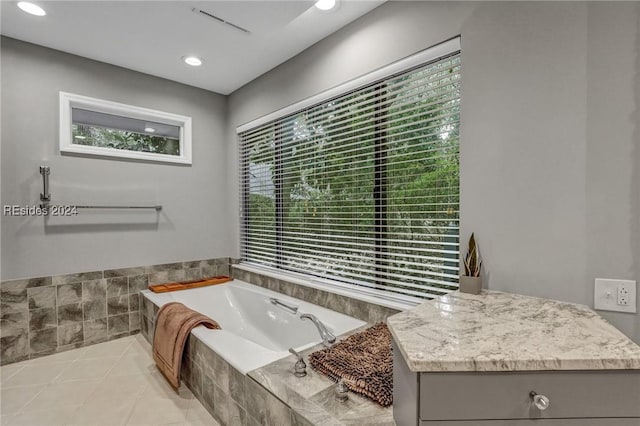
269, 297, 298, 314
38, 165, 162, 212
75, 205, 162, 211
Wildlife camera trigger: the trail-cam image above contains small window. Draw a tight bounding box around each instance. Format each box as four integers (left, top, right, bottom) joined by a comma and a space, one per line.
59, 92, 192, 164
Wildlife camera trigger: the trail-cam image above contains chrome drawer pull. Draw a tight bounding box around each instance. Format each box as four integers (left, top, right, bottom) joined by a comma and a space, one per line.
530, 391, 550, 410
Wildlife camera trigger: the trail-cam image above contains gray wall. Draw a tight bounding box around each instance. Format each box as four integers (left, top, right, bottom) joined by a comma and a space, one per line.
227, 2, 640, 342
1, 37, 231, 280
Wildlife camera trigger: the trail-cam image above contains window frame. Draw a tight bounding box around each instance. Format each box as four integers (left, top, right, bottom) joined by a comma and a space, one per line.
59, 92, 192, 165
238, 38, 461, 305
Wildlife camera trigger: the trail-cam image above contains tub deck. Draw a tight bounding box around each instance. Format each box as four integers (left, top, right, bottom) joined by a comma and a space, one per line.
248, 324, 396, 425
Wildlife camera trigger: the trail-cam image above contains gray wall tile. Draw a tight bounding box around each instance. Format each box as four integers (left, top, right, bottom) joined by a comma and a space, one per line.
229, 365, 246, 407
1, 312, 28, 337
246, 414, 263, 426
104, 267, 145, 278
185, 268, 203, 281
201, 374, 216, 416
128, 275, 148, 293
53, 271, 102, 285
166, 270, 186, 282
57, 282, 82, 305
28, 308, 56, 331
129, 294, 140, 312
108, 331, 130, 341
58, 302, 83, 325
228, 399, 247, 426
1, 277, 52, 290
213, 382, 230, 425
107, 296, 129, 316
129, 312, 141, 332
84, 318, 107, 343
219, 265, 230, 276
142, 296, 155, 319
0, 334, 28, 365
108, 314, 129, 335
0, 280, 28, 292
58, 323, 83, 346
265, 390, 293, 426
145, 262, 183, 273
1, 277, 51, 290
140, 316, 151, 343
201, 266, 217, 278
25, 277, 53, 288
0, 300, 27, 315
148, 272, 168, 285
106, 277, 128, 297
211, 351, 230, 392
83, 300, 106, 321
245, 376, 268, 424
29, 328, 57, 353
82, 279, 107, 301
189, 359, 203, 399
28, 286, 56, 310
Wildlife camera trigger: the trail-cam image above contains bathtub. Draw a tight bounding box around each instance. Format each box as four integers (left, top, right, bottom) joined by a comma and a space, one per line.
141, 279, 366, 374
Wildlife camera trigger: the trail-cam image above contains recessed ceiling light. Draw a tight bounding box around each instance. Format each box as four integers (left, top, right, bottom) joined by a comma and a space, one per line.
315, 0, 337, 11
144, 127, 156, 133
17, 2, 46, 16
183, 56, 203, 67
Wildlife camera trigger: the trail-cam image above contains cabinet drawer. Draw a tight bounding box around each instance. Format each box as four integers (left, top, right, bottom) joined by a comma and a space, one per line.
419, 370, 640, 421
421, 419, 640, 426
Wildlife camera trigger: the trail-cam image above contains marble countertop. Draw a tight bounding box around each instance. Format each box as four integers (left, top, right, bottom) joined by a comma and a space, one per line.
387, 290, 640, 372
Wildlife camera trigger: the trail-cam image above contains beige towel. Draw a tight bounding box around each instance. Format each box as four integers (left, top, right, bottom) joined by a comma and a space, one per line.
152, 302, 220, 390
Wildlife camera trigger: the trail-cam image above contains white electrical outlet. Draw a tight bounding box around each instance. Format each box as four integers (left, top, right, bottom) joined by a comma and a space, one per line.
594, 279, 636, 313
618, 286, 629, 306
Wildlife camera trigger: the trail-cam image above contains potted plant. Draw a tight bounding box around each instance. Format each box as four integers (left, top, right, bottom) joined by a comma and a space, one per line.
460, 233, 482, 294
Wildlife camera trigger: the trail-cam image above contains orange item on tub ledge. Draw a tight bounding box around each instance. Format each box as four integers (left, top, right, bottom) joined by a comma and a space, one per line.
149, 276, 233, 293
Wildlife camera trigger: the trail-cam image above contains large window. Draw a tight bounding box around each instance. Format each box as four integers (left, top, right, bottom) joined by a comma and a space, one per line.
239, 42, 460, 302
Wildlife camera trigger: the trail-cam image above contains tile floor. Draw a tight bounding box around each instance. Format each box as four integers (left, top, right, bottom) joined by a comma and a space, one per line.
0, 334, 219, 426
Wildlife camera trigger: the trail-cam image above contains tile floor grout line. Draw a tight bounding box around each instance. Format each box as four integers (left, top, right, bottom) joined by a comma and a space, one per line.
0, 365, 25, 385
11, 381, 49, 416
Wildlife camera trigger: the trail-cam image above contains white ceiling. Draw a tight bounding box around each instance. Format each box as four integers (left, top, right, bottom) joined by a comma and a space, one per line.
1, 1, 384, 94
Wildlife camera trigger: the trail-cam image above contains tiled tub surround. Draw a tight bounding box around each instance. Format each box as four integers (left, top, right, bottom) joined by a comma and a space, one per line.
231, 265, 400, 324
140, 296, 394, 426
0, 257, 230, 365
247, 327, 395, 426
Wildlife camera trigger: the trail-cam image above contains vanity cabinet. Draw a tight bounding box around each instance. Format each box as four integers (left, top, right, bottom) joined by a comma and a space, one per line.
387, 291, 640, 426
393, 343, 640, 426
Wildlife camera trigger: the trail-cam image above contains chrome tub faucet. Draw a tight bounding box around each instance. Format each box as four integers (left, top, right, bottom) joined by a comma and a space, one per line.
300, 313, 336, 347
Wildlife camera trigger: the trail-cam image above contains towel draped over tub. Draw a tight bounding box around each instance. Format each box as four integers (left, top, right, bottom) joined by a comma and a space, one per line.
152, 301, 220, 390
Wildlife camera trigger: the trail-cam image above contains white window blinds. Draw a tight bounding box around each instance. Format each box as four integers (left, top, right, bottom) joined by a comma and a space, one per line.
239, 44, 460, 301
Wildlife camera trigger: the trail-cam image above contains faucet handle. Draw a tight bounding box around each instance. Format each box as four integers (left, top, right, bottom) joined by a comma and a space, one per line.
335, 378, 349, 402
288, 348, 307, 377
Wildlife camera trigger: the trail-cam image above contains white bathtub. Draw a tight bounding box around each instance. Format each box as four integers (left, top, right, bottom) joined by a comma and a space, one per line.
142, 280, 366, 374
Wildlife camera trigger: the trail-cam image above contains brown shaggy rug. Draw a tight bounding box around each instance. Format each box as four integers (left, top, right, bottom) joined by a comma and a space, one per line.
308, 322, 393, 407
